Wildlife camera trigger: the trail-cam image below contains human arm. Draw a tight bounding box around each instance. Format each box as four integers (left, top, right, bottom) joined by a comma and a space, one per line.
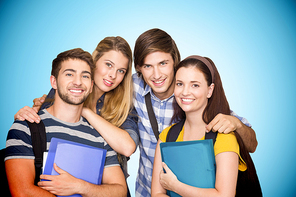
82, 107, 137, 157
39, 164, 127, 197
151, 140, 239, 197
14, 94, 47, 123
151, 140, 169, 197
5, 159, 55, 197
206, 113, 258, 153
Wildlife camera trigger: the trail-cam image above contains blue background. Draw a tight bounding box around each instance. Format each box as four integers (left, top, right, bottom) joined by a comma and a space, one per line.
1, 0, 295, 196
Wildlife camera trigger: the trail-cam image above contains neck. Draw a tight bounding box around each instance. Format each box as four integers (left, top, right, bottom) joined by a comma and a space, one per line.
94, 84, 105, 101
89, 85, 105, 111
183, 111, 207, 141
47, 98, 83, 123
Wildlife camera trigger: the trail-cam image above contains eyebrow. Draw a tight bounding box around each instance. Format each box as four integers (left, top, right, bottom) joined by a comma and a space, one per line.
143, 59, 170, 67
63, 69, 91, 75
105, 59, 127, 70
104, 59, 115, 65
160, 60, 169, 64
176, 79, 202, 84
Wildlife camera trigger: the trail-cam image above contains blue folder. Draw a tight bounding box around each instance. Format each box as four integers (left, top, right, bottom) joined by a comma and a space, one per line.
43, 138, 107, 197
160, 139, 216, 197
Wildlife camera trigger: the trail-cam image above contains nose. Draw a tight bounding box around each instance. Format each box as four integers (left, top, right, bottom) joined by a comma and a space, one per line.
181, 85, 190, 96
153, 66, 161, 79
73, 75, 82, 86
108, 68, 117, 79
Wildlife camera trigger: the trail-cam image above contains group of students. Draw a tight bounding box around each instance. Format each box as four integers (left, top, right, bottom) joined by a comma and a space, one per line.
5, 28, 258, 197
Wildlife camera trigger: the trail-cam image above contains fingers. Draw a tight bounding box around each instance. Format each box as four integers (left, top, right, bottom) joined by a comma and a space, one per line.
14, 106, 41, 123
33, 94, 47, 111
206, 114, 220, 133
53, 163, 66, 175
206, 113, 236, 134
39, 174, 54, 181
162, 162, 171, 173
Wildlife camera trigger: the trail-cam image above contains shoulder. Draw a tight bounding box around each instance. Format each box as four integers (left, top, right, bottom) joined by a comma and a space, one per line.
5, 120, 34, 161
132, 73, 145, 92
7, 120, 30, 140
214, 132, 239, 156
215, 132, 238, 152
159, 124, 174, 142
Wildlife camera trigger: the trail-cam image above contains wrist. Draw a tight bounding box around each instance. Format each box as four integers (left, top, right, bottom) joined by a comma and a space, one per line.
82, 107, 91, 118
75, 178, 88, 195
171, 178, 182, 194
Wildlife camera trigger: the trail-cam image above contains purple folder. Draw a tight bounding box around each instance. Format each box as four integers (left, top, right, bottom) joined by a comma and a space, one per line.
43, 138, 107, 197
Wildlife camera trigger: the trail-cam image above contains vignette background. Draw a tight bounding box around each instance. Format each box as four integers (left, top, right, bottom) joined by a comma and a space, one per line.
1, 0, 295, 196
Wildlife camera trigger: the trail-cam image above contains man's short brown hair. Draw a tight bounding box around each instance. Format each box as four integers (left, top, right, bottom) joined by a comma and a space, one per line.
133, 28, 180, 76
51, 48, 95, 79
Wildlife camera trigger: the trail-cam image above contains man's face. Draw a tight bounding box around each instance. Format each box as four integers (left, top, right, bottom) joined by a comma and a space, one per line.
51, 59, 93, 105
137, 51, 175, 100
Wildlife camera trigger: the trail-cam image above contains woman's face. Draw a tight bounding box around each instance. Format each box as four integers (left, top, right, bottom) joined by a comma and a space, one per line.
174, 66, 214, 115
93, 50, 129, 95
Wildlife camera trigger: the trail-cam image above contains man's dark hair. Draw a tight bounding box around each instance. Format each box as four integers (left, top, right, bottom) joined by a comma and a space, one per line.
51, 48, 95, 79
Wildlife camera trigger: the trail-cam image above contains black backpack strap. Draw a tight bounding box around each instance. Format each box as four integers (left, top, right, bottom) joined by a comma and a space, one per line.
166, 119, 218, 144
166, 119, 185, 142
205, 130, 218, 145
26, 120, 46, 185
145, 92, 159, 140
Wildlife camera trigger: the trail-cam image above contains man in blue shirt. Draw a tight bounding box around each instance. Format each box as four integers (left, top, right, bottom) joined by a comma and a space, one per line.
132, 28, 258, 197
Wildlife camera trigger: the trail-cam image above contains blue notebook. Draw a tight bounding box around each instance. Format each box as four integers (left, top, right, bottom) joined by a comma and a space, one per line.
160, 139, 216, 197
43, 138, 107, 197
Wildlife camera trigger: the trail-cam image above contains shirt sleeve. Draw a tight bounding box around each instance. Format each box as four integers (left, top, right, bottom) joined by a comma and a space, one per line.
5, 120, 34, 161
230, 110, 252, 127
214, 132, 247, 171
103, 143, 119, 168
120, 107, 140, 149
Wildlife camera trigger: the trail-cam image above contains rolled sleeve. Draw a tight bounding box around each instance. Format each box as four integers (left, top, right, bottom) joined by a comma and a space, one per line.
121, 107, 139, 149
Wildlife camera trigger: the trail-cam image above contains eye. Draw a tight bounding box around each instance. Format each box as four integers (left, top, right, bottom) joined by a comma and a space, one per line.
118, 69, 126, 74
160, 61, 166, 66
143, 65, 151, 69
176, 82, 183, 87
65, 73, 73, 77
192, 84, 199, 88
82, 75, 90, 79
106, 63, 112, 68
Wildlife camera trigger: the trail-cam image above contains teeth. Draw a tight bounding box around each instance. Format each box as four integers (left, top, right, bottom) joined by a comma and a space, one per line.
154, 79, 164, 84
70, 89, 82, 93
182, 98, 194, 102
104, 79, 112, 84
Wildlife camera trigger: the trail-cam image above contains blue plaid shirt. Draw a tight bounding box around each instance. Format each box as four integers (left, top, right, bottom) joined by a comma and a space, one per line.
132, 73, 251, 197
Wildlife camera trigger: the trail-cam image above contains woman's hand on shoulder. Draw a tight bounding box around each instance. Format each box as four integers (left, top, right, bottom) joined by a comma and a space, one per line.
14, 106, 41, 123
32, 94, 47, 111
14, 94, 46, 123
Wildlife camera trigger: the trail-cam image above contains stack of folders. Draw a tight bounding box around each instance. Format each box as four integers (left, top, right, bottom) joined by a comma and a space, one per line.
43, 138, 107, 197
160, 139, 216, 197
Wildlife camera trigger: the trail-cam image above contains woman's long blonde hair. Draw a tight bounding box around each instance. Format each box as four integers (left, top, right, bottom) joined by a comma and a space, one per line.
84, 36, 133, 127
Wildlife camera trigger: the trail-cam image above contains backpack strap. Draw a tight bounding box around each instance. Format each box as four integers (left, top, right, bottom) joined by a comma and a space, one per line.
166, 119, 185, 142
205, 130, 218, 145
145, 92, 160, 141
166, 119, 217, 144
26, 120, 46, 185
